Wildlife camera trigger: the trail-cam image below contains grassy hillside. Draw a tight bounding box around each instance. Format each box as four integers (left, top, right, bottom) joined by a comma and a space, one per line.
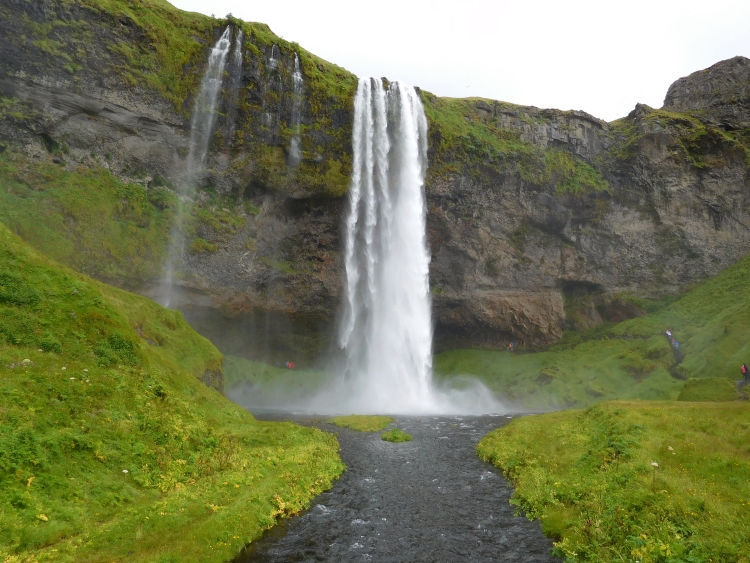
0, 150, 173, 288
478, 402, 750, 563
436, 250, 750, 409
0, 223, 344, 562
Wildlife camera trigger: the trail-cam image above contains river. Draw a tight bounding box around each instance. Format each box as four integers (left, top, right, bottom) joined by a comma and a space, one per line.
234, 415, 559, 563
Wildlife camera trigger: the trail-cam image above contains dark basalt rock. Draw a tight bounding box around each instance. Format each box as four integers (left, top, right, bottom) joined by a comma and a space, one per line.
663, 56, 750, 129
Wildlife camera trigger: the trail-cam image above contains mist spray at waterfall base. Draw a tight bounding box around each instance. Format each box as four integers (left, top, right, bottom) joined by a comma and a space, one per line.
233, 78, 505, 416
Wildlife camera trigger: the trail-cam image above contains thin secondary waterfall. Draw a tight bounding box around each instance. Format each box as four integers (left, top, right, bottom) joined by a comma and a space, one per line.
160, 26, 232, 307
337, 78, 437, 413
261, 44, 281, 129
288, 53, 304, 166
224, 28, 244, 145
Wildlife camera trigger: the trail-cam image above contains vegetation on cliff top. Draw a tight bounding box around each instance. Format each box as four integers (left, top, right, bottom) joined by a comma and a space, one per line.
604, 106, 750, 173
422, 95, 610, 196
478, 402, 750, 562
0, 223, 343, 562
436, 245, 750, 409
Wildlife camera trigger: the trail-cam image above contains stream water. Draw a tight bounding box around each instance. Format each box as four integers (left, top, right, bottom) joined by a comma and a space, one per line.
234, 415, 559, 563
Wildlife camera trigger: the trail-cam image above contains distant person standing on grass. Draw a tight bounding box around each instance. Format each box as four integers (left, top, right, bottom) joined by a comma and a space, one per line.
741, 364, 749, 380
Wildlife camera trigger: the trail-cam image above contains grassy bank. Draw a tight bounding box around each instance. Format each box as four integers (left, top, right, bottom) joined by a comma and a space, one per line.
0, 223, 344, 562
478, 401, 750, 563
436, 250, 750, 410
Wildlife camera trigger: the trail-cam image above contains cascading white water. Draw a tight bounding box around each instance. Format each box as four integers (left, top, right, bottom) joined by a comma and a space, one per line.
268, 44, 279, 70
160, 26, 232, 308
185, 26, 232, 174
288, 53, 304, 166
224, 28, 244, 145
336, 78, 438, 413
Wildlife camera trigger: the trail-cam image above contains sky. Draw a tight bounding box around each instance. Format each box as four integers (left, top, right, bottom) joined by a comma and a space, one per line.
170, 0, 750, 122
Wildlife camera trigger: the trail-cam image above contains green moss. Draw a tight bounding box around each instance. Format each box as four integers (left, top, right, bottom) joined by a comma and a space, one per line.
79, 0, 215, 111
0, 223, 344, 562
258, 256, 299, 275
605, 107, 748, 171
0, 97, 36, 123
189, 237, 217, 253
380, 428, 412, 443
194, 206, 246, 236
321, 158, 350, 197
422, 95, 608, 195
328, 415, 395, 433
677, 378, 739, 402
477, 401, 750, 562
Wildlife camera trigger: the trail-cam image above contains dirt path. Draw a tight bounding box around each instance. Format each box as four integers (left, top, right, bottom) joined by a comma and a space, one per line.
234, 415, 559, 563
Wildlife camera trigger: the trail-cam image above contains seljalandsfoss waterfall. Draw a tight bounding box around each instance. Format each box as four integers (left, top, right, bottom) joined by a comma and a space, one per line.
307, 78, 503, 415
337, 78, 435, 412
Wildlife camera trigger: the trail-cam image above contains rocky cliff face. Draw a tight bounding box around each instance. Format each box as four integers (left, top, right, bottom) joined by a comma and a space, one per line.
663, 56, 750, 129
1, 0, 749, 357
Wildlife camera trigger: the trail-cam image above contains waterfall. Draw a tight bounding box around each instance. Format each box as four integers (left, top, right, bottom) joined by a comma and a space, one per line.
288, 53, 304, 166
336, 78, 437, 413
268, 44, 279, 70
185, 26, 232, 174
224, 28, 244, 145
159, 26, 232, 308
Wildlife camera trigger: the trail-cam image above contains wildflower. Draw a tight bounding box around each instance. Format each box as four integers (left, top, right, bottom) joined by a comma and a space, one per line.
668, 446, 674, 451
37, 514, 49, 522
61, 367, 66, 371
70, 377, 75, 380
22, 359, 30, 365
122, 469, 129, 474
651, 462, 659, 468
84, 368, 89, 372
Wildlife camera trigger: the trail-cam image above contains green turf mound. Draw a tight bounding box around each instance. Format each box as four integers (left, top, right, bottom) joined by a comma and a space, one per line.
0, 223, 344, 562
677, 377, 740, 401
328, 415, 395, 432
381, 428, 412, 443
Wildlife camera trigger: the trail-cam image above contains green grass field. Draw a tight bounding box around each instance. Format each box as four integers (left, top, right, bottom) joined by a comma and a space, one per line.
0, 223, 344, 563
478, 401, 750, 563
436, 251, 750, 410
